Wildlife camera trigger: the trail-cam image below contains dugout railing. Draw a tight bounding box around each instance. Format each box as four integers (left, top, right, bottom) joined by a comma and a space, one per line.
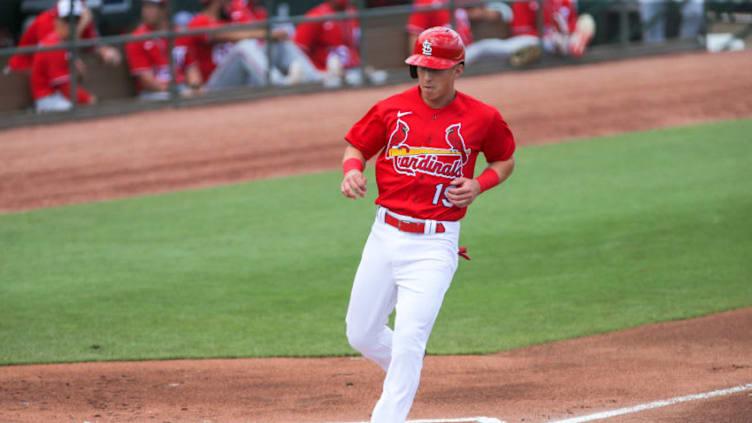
0, 0, 744, 129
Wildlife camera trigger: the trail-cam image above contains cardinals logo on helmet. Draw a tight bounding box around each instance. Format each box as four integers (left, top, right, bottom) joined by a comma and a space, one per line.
386, 112, 470, 179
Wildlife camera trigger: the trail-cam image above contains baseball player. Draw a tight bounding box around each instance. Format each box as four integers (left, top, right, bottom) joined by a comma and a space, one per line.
340, 27, 516, 423
125, 0, 202, 100
30, 0, 96, 112
507, 0, 595, 58
294, 0, 363, 86
177, 0, 319, 90
8, 0, 121, 73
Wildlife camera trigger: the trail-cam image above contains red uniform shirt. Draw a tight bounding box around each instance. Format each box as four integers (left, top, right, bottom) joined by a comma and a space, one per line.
125, 24, 185, 93
177, 13, 233, 83
293, 2, 361, 70
346, 86, 515, 221
30, 32, 92, 103
510, 0, 578, 37
8, 8, 98, 72
406, 0, 473, 47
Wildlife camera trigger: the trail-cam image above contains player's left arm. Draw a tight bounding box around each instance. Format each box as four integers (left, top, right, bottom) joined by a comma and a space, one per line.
445, 157, 514, 208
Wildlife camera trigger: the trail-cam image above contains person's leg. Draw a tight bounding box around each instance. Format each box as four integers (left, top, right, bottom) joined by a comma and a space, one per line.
679, 0, 704, 39
206, 49, 254, 90
370, 228, 459, 423
465, 38, 514, 64
640, 0, 667, 43
346, 216, 399, 372
270, 40, 323, 83
206, 40, 268, 90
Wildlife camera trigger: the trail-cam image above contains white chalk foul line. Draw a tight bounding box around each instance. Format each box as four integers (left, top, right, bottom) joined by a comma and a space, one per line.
546, 383, 752, 423
326, 417, 504, 423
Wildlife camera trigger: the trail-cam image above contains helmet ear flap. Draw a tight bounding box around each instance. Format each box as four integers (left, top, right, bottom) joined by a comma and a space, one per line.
409, 65, 417, 79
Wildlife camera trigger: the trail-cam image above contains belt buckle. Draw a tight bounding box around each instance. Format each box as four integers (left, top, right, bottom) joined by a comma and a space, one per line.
397, 219, 404, 231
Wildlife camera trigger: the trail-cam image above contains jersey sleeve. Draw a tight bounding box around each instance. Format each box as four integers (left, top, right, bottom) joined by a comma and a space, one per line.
345, 103, 387, 160
125, 40, 150, 75
482, 110, 516, 162
293, 18, 318, 53
8, 18, 41, 71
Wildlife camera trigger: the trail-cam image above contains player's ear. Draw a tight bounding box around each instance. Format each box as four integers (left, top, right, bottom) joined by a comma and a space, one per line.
455, 63, 464, 78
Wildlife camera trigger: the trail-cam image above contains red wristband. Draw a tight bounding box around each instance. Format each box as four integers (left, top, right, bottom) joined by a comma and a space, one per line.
476, 168, 500, 193
342, 158, 364, 175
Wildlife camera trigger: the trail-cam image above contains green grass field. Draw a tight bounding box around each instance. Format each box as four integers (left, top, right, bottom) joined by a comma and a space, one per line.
1, 119, 751, 365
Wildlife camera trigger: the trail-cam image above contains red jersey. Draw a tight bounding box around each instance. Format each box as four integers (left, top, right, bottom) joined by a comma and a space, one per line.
30, 32, 92, 104
406, 0, 473, 47
8, 7, 98, 72
293, 2, 360, 70
511, 0, 578, 37
125, 24, 185, 93
177, 13, 233, 83
346, 87, 515, 221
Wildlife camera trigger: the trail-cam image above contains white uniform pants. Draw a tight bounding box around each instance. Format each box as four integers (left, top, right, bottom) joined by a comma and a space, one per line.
206, 39, 322, 90
639, 0, 705, 43
346, 207, 460, 423
465, 35, 542, 64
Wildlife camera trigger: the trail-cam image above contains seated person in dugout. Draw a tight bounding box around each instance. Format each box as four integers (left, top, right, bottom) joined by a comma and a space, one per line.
406, 0, 595, 67
176, 0, 321, 91
125, 0, 203, 100
30, 0, 96, 113
294, 0, 386, 87
7, 0, 121, 73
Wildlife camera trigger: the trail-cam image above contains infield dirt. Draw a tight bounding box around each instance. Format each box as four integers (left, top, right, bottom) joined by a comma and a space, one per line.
1, 50, 751, 422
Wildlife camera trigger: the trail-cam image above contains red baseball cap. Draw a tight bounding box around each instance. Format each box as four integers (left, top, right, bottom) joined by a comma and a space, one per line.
405, 26, 465, 70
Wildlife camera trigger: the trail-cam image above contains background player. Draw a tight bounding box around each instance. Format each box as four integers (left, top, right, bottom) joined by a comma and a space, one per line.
7, 0, 121, 73
177, 0, 318, 91
340, 27, 516, 423
125, 0, 202, 100
30, 0, 96, 112
294, 0, 368, 87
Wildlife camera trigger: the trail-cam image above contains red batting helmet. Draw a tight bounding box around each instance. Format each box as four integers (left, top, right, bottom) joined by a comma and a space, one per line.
405, 26, 465, 78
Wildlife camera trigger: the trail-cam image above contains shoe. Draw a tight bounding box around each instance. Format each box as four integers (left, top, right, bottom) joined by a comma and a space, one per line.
344, 69, 363, 86
509, 44, 542, 67
366, 67, 388, 85
269, 67, 287, 86
569, 14, 596, 57
286, 59, 305, 85
323, 54, 344, 88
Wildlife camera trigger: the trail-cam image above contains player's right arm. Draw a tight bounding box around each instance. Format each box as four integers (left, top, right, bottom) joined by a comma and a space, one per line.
340, 144, 367, 199
342, 102, 387, 199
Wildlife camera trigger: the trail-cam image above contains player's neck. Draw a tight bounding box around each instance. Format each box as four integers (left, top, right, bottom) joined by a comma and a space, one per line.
420, 89, 456, 110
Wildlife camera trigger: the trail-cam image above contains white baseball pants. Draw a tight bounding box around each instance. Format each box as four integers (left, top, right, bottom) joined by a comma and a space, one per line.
346, 207, 460, 423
